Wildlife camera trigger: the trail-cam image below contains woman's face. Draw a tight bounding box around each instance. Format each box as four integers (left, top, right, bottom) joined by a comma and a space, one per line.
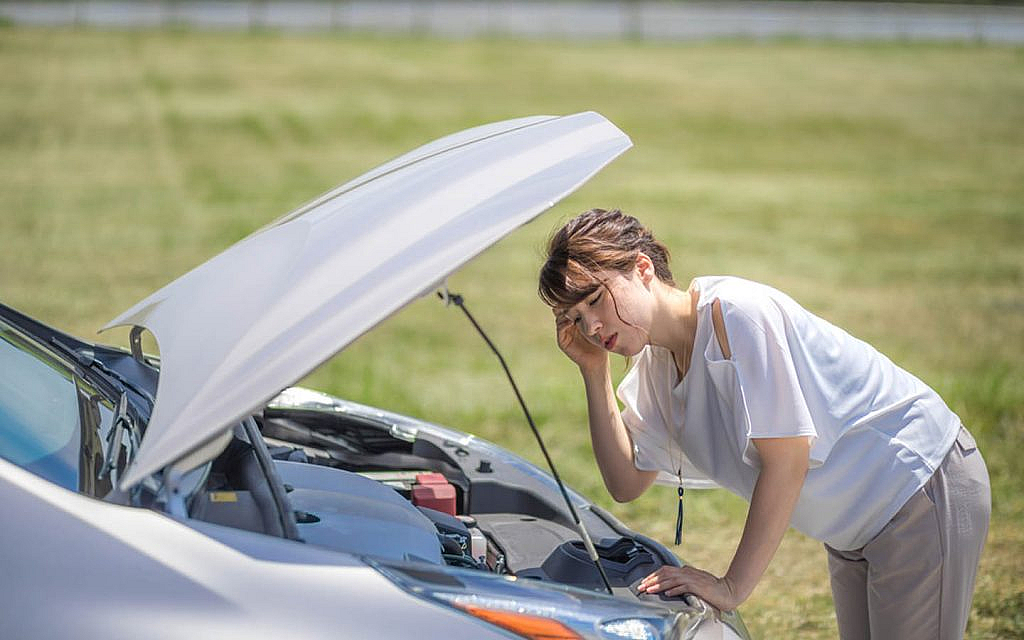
559, 266, 654, 357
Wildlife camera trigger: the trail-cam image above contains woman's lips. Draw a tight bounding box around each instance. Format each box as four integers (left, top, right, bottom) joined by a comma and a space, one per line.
604, 334, 617, 351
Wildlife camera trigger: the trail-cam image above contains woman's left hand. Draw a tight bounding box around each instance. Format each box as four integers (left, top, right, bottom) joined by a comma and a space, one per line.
637, 565, 742, 612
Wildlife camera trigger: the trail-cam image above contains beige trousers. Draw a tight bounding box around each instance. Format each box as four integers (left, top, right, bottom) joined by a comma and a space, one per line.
825, 426, 991, 640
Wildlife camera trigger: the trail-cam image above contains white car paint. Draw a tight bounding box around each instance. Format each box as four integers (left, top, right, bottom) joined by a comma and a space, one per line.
1, 456, 510, 639
105, 111, 631, 490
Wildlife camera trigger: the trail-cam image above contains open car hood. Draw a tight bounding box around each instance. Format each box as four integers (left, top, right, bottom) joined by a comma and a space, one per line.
105, 111, 631, 490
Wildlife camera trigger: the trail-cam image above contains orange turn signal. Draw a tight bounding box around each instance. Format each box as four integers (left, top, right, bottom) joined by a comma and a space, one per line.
455, 602, 583, 640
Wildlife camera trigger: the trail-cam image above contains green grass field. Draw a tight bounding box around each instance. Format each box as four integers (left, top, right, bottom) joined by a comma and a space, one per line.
1, 28, 1022, 638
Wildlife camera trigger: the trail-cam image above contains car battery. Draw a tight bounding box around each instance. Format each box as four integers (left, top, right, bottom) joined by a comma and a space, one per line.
411, 472, 456, 516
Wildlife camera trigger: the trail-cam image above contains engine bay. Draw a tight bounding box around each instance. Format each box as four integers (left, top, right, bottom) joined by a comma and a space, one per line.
186, 400, 676, 600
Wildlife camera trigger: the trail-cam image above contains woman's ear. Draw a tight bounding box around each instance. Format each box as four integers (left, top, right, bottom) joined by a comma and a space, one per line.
635, 252, 655, 286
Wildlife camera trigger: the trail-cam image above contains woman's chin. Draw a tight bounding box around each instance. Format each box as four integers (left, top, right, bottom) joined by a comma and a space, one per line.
621, 344, 645, 358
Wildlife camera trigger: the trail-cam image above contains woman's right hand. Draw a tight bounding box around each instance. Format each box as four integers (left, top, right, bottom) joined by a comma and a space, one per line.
555, 311, 607, 373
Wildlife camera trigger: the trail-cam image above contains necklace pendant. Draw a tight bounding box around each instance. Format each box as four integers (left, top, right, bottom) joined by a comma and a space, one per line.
674, 485, 685, 545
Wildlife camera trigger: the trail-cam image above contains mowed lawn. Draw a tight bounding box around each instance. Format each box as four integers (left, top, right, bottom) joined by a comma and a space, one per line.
1, 28, 1021, 638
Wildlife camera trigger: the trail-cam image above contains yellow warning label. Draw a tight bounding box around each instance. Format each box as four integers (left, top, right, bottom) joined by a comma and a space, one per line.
209, 491, 238, 503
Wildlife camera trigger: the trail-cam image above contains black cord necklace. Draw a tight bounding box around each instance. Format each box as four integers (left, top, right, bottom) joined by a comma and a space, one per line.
675, 483, 685, 546
672, 288, 699, 546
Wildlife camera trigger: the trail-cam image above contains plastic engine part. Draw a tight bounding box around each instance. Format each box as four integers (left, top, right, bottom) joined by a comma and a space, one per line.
412, 472, 456, 516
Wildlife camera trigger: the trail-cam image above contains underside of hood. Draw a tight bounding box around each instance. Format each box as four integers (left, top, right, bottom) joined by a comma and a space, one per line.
105, 111, 632, 490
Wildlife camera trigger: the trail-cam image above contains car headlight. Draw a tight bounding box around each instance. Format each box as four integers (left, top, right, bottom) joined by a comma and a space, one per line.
599, 618, 660, 640
433, 592, 666, 640
369, 560, 729, 640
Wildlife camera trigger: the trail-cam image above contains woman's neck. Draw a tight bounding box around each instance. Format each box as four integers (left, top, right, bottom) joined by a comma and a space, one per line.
648, 280, 699, 363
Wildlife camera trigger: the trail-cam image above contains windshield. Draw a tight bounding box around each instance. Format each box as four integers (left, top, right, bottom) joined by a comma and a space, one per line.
0, 321, 121, 494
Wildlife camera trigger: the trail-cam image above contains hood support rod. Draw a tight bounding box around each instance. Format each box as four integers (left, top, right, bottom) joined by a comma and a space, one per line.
440, 290, 615, 596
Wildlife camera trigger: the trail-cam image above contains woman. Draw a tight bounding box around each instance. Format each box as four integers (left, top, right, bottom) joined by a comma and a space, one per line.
538, 208, 990, 639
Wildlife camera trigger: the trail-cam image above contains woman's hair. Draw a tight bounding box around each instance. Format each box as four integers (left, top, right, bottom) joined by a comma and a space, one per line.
538, 208, 674, 309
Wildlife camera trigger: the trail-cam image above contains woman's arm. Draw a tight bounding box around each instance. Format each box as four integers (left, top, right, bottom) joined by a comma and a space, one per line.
579, 364, 658, 503
638, 435, 810, 610
555, 312, 657, 502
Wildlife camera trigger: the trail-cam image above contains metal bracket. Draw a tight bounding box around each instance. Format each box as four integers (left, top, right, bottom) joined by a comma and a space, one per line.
161, 467, 189, 518
129, 326, 146, 364
436, 279, 452, 306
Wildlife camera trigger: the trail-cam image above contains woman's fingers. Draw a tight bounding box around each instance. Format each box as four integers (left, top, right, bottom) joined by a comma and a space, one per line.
555, 317, 576, 350
554, 316, 592, 354
637, 566, 740, 611
638, 566, 684, 593
638, 566, 713, 596
552, 309, 606, 371
638, 565, 688, 589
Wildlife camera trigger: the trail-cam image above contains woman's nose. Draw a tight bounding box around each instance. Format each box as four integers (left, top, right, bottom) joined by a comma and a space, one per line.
581, 314, 601, 337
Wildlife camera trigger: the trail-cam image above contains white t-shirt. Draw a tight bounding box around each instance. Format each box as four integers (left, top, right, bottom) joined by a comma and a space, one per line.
617, 276, 961, 550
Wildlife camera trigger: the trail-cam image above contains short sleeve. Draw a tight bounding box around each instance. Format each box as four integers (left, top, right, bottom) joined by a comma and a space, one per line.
720, 298, 819, 469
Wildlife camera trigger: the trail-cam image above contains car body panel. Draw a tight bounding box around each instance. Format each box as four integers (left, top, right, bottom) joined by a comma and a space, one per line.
1, 456, 512, 640
106, 111, 631, 490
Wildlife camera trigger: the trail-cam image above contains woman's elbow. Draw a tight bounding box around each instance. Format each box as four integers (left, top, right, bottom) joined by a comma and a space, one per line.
604, 470, 655, 503
608, 486, 639, 503
602, 476, 636, 503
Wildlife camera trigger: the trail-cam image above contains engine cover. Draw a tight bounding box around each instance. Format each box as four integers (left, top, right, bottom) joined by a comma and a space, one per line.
274, 460, 443, 564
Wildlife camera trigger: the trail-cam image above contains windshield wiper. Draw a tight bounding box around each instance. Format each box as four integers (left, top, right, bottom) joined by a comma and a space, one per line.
98, 391, 136, 482
50, 337, 156, 405
89, 357, 156, 406
45, 338, 142, 502
47, 338, 138, 479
